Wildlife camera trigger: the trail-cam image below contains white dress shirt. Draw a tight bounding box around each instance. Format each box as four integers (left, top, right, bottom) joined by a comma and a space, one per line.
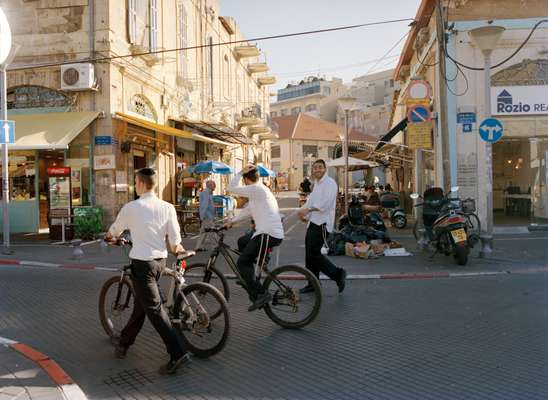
228, 173, 284, 240
304, 173, 338, 232
108, 192, 181, 261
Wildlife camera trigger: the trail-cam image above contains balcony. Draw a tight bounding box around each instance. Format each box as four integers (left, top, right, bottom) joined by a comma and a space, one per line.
247, 63, 269, 74
234, 45, 260, 59
258, 76, 277, 86
249, 126, 271, 135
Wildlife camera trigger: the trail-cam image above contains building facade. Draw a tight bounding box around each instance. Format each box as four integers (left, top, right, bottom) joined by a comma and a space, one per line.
270, 76, 346, 122
387, 0, 548, 227
2, 0, 276, 232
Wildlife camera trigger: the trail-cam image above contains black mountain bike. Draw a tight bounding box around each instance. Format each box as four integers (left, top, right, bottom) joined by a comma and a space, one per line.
184, 226, 322, 329
98, 238, 230, 358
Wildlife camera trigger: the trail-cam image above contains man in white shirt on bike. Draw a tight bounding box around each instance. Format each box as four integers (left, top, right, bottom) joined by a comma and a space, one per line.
225, 165, 284, 311
298, 159, 347, 293
106, 168, 190, 375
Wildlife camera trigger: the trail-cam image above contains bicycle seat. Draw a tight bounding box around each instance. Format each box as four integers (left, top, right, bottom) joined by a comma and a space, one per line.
177, 250, 196, 260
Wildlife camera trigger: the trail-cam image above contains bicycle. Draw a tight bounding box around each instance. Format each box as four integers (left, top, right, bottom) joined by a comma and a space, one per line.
98, 238, 230, 358
184, 226, 322, 329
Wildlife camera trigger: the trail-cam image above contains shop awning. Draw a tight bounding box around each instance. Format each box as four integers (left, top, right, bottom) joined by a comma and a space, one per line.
115, 112, 192, 138
375, 118, 408, 151
171, 117, 252, 145
8, 111, 100, 150
191, 133, 231, 147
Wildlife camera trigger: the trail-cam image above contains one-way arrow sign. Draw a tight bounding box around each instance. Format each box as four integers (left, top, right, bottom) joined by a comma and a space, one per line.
0, 120, 14, 144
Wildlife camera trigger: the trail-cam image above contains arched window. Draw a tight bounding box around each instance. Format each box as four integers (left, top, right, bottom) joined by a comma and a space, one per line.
129, 94, 157, 121
7, 86, 71, 112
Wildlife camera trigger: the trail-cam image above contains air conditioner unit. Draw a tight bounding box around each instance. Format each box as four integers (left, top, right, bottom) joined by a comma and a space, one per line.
61, 63, 95, 91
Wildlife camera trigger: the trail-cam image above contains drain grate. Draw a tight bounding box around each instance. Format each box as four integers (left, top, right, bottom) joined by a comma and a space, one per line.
104, 368, 154, 390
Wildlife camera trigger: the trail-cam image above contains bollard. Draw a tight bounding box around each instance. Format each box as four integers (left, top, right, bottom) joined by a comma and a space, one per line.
71, 239, 84, 259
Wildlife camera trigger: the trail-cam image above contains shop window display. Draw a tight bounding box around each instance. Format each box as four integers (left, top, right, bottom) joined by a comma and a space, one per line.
0, 152, 36, 201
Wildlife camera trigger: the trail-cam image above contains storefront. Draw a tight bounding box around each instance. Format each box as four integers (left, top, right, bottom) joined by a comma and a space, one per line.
0, 111, 98, 232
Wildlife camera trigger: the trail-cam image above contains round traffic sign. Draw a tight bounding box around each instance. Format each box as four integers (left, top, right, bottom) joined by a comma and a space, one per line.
479, 118, 503, 143
0, 7, 12, 66
408, 80, 432, 100
407, 105, 431, 123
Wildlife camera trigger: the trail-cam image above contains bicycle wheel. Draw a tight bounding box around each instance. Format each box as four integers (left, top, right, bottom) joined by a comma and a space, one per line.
185, 263, 230, 302
98, 275, 134, 337
262, 265, 322, 329
174, 282, 230, 358
465, 212, 481, 235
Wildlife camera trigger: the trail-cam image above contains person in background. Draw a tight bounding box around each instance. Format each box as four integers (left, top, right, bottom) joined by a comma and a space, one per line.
298, 159, 346, 294
195, 180, 216, 252
363, 185, 381, 213
300, 177, 312, 194
385, 183, 392, 193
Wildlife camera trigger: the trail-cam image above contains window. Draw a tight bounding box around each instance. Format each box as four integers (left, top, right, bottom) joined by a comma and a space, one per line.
128, 0, 138, 44
271, 161, 280, 172
149, 0, 159, 51
323, 86, 331, 96
223, 55, 230, 98
305, 104, 317, 112
207, 36, 214, 100
280, 109, 288, 116
390, 79, 394, 88
129, 94, 158, 121
328, 146, 335, 159
0, 152, 36, 201
177, 3, 188, 78
302, 145, 318, 158
271, 145, 281, 159
270, 111, 278, 118
291, 106, 301, 115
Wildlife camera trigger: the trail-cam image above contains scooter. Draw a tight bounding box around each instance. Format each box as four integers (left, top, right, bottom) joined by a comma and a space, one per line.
380, 192, 407, 229
411, 186, 470, 266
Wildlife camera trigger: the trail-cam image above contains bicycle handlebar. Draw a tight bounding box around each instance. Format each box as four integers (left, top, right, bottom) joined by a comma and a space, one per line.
205, 226, 229, 233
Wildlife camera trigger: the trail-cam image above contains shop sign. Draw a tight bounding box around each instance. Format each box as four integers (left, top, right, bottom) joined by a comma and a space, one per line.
492, 86, 548, 116
47, 167, 70, 176
408, 121, 432, 150
94, 155, 115, 170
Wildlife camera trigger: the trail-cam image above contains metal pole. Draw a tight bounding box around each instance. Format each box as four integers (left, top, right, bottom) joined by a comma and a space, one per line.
0, 67, 9, 253
480, 52, 494, 256
344, 110, 349, 215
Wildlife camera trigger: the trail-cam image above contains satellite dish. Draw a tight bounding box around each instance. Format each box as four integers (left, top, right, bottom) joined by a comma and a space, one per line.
0, 7, 12, 66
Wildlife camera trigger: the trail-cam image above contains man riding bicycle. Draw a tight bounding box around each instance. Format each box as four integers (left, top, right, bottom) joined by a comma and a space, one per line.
225, 165, 284, 312
105, 167, 190, 375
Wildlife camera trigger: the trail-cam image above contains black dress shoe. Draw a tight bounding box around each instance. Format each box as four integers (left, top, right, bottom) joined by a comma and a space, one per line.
337, 269, 347, 294
159, 353, 191, 375
248, 292, 272, 312
114, 344, 128, 359
299, 284, 316, 294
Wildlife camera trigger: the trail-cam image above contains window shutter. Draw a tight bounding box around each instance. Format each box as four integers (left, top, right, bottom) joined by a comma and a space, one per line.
149, 0, 158, 51
127, 0, 137, 44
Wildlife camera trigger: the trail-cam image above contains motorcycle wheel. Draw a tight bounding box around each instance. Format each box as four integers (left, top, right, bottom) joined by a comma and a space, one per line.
392, 215, 407, 229
454, 245, 469, 266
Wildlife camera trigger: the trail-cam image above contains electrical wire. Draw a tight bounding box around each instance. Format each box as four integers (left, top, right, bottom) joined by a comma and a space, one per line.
365, 30, 410, 75
8, 17, 415, 72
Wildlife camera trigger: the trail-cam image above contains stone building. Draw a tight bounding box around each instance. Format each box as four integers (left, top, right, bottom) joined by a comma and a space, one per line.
1, 0, 276, 232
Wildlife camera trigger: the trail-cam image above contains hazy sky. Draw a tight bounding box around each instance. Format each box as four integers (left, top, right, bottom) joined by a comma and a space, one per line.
221, 0, 422, 92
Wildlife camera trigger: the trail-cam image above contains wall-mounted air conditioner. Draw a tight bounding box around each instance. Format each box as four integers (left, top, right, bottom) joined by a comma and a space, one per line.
61, 63, 96, 91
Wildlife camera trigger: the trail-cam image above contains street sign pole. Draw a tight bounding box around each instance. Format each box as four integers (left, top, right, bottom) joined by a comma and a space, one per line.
481, 53, 494, 257
0, 66, 9, 253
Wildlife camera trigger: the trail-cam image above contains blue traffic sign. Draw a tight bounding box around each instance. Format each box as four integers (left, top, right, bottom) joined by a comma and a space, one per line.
479, 118, 503, 143
463, 123, 472, 133
408, 105, 431, 123
0, 120, 14, 144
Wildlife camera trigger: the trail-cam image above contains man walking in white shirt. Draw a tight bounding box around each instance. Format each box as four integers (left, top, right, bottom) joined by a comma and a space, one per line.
106, 168, 190, 375
298, 159, 347, 294
225, 165, 284, 311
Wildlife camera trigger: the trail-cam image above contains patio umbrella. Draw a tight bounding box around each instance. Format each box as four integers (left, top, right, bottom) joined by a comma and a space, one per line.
257, 164, 276, 178
188, 160, 233, 175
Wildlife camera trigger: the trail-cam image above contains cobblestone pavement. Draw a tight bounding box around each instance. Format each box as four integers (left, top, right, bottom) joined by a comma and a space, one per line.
1, 263, 548, 399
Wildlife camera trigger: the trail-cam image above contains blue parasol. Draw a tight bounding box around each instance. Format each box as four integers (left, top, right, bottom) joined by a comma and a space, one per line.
257, 164, 276, 178
188, 160, 233, 175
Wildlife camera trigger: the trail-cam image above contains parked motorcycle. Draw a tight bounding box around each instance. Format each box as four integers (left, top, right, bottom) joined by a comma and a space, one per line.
380, 192, 407, 229
411, 186, 470, 266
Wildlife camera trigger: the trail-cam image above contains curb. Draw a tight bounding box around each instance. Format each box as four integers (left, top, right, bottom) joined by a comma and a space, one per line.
0, 336, 87, 400
1, 258, 548, 281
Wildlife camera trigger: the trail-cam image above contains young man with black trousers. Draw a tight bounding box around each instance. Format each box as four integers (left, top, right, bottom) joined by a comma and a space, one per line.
298, 159, 347, 294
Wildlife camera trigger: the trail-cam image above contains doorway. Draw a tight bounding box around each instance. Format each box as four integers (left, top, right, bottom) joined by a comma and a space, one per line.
38, 150, 65, 229
133, 153, 146, 200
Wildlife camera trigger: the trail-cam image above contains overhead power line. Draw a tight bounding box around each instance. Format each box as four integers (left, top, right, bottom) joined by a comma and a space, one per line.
8, 17, 415, 72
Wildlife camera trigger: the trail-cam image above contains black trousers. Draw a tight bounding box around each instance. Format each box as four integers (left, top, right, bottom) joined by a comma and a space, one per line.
237, 234, 282, 299
120, 258, 186, 360
237, 230, 254, 252
305, 222, 343, 282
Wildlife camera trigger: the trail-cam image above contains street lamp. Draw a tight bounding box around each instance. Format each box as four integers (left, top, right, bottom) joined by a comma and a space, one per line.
468, 25, 505, 257
338, 96, 356, 214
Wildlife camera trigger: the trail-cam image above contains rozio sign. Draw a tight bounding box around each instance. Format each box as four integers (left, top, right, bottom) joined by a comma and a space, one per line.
492, 86, 548, 116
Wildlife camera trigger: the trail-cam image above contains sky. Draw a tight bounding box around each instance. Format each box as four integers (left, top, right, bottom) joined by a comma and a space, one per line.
221, 0, 422, 92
